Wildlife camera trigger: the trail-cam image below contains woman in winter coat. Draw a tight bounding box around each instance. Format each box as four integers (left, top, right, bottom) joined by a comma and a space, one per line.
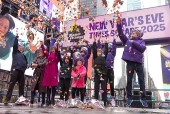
40, 40, 59, 106
30, 48, 47, 107
71, 57, 86, 102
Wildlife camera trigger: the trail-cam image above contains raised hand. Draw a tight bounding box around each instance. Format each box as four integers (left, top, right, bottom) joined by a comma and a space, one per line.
83, 39, 89, 45
58, 45, 61, 51
105, 37, 108, 43
117, 17, 122, 24
113, 37, 116, 41
40, 40, 43, 45
94, 35, 96, 42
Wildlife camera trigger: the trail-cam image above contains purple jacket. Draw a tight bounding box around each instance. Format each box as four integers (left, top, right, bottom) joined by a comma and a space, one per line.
106, 40, 116, 68
117, 24, 146, 63
82, 45, 91, 69
97, 39, 116, 68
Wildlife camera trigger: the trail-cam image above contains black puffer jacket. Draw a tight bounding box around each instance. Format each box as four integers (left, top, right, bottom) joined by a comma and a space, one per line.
59, 49, 73, 79
93, 42, 108, 76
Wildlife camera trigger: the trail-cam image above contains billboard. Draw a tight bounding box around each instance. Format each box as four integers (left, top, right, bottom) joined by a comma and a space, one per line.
0, 14, 44, 76
39, 0, 53, 18
160, 45, 170, 100
64, 5, 170, 46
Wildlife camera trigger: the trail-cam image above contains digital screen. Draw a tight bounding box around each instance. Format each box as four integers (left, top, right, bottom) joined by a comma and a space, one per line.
39, 0, 53, 18
0, 14, 44, 76
34, 0, 41, 9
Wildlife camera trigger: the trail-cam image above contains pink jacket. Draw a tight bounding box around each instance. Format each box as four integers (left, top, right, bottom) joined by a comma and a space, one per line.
71, 65, 86, 88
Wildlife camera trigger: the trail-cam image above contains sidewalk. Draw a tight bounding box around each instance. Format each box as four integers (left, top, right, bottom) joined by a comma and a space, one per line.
0, 104, 170, 114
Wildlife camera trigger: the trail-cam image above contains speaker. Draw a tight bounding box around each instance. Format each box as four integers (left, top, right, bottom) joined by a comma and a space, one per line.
131, 90, 153, 108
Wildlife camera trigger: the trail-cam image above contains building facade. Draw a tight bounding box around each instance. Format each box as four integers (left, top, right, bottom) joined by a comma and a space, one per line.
80, 0, 97, 18
127, 0, 141, 11
80, 0, 108, 18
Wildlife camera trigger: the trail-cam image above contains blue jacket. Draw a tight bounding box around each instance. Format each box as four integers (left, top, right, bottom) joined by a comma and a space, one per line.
117, 24, 146, 63
11, 37, 28, 73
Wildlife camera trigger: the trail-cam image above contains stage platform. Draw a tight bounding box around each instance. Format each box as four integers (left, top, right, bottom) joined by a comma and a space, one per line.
0, 104, 169, 114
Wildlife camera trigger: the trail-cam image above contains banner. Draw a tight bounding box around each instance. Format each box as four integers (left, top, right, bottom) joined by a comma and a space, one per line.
65, 5, 170, 46
160, 45, 170, 100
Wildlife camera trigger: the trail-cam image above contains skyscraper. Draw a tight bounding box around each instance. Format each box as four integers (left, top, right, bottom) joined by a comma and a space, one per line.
127, 0, 141, 11
166, 0, 170, 4
79, 0, 108, 18
96, 0, 107, 16
80, 0, 97, 18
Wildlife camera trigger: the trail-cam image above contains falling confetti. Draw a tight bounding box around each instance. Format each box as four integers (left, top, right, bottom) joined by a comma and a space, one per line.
102, 0, 108, 8
85, 8, 90, 15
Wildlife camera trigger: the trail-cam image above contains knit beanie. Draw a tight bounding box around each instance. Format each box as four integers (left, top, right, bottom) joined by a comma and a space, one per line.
131, 29, 144, 38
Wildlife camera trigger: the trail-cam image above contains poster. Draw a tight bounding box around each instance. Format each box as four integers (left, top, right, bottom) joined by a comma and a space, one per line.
0, 14, 44, 76
160, 45, 170, 100
64, 5, 170, 46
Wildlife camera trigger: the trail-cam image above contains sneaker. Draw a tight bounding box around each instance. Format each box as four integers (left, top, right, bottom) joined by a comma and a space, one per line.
140, 99, 148, 107
111, 98, 116, 107
41, 103, 45, 107
4, 100, 9, 106
16, 96, 26, 103
29, 103, 33, 107
126, 99, 133, 106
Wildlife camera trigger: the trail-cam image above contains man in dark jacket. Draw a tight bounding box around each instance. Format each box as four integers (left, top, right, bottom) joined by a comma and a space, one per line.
93, 36, 108, 106
4, 36, 28, 106
117, 21, 148, 107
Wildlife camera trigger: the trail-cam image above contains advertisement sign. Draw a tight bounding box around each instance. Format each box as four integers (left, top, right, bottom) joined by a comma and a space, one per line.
65, 5, 170, 46
39, 0, 53, 18
160, 45, 170, 100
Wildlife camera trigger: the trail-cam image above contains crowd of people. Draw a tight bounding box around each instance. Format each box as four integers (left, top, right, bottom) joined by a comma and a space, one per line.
3, 21, 148, 108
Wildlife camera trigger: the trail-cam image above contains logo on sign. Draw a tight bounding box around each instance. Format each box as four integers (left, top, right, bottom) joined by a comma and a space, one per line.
67, 22, 85, 42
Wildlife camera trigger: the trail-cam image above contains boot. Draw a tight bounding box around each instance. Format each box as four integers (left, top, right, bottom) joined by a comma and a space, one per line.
46, 88, 51, 106
51, 87, 56, 106
60, 91, 64, 100
65, 91, 69, 101
41, 92, 45, 107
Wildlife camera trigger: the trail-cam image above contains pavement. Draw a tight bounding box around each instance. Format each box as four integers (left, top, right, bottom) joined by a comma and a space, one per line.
0, 104, 170, 114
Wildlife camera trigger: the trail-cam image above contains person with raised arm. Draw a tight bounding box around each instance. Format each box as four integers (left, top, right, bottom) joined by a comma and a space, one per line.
58, 46, 73, 101
93, 35, 108, 106
40, 39, 59, 106
117, 19, 148, 107
71, 56, 86, 102
79, 40, 91, 97
105, 37, 117, 107
4, 35, 28, 106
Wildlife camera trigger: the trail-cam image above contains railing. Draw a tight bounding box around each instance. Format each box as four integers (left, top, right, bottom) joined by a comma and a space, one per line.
0, 69, 170, 109
0, 69, 32, 103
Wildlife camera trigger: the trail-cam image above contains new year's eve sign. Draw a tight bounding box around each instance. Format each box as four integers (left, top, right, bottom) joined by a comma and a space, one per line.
65, 5, 170, 46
